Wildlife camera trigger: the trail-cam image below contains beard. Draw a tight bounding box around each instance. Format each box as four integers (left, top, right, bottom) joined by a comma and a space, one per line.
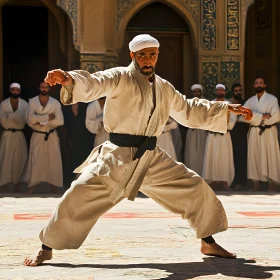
133, 59, 156, 78
10, 94, 19, 99
216, 94, 225, 99
234, 93, 243, 102
40, 91, 48, 96
256, 86, 265, 93
193, 93, 202, 98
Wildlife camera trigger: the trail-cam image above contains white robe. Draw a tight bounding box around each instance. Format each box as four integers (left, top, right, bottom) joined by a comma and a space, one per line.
157, 117, 178, 161
60, 63, 229, 203
24, 96, 64, 188
239, 92, 280, 183
86, 101, 109, 147
202, 100, 237, 185
40, 63, 231, 250
0, 98, 28, 185
184, 128, 208, 176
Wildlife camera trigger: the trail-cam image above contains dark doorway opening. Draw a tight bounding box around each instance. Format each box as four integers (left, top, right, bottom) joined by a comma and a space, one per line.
2, 5, 48, 101
118, 1, 194, 94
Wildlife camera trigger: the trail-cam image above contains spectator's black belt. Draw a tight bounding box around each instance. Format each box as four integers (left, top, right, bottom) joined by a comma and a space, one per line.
4, 128, 23, 133
109, 133, 157, 160
33, 129, 56, 141
251, 124, 276, 136
209, 130, 229, 136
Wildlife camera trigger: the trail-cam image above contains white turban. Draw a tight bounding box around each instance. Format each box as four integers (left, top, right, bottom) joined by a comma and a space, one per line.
10, 82, 21, 90
216, 84, 226, 90
191, 84, 203, 92
129, 34, 160, 52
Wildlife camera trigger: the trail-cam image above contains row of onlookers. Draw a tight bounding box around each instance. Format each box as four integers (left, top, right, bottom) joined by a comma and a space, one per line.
0, 76, 279, 193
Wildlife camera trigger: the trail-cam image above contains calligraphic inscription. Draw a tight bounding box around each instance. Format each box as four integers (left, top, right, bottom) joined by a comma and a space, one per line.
227, 0, 240, 50
202, 0, 217, 50
202, 62, 218, 99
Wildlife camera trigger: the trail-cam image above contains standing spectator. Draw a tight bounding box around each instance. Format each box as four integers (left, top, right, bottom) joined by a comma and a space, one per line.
202, 84, 237, 190
239, 77, 280, 192
0, 83, 28, 192
86, 97, 109, 147
170, 123, 183, 162
66, 103, 93, 181
157, 117, 178, 161
184, 84, 208, 175
230, 83, 249, 190
24, 82, 64, 194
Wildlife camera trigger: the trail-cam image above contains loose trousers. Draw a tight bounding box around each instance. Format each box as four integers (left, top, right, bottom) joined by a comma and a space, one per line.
40, 151, 228, 250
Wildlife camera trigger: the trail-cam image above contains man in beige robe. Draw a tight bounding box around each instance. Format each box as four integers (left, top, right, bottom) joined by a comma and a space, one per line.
184, 84, 208, 175
86, 97, 109, 147
202, 84, 237, 191
0, 83, 28, 192
24, 82, 64, 194
239, 77, 280, 191
24, 34, 252, 266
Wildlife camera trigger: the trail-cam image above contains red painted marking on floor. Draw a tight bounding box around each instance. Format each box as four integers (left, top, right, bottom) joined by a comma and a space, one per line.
237, 212, 280, 217
14, 212, 180, 220
14, 214, 51, 220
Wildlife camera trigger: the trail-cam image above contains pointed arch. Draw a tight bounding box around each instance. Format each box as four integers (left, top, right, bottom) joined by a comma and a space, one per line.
116, 0, 198, 51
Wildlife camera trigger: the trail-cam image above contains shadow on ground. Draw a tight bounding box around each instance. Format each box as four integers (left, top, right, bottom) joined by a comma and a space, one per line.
47, 257, 280, 280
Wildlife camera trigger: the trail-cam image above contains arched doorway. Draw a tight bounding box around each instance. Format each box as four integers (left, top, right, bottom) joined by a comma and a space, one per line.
1, 0, 77, 101
0, 0, 80, 187
118, 2, 195, 95
245, 0, 280, 99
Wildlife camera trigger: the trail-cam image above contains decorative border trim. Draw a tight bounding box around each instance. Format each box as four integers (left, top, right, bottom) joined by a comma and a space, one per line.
57, 0, 77, 43
116, 0, 199, 30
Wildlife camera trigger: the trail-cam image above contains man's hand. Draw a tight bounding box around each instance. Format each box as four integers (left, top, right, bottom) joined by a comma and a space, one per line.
44, 69, 73, 87
228, 104, 252, 121
262, 113, 271, 119
48, 114, 55, 121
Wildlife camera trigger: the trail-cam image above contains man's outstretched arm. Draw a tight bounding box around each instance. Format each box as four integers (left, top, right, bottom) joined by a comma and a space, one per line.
44, 68, 119, 105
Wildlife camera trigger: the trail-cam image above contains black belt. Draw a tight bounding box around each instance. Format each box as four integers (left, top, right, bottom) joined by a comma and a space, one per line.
4, 128, 23, 133
209, 130, 229, 136
251, 124, 276, 136
33, 129, 55, 141
109, 133, 157, 160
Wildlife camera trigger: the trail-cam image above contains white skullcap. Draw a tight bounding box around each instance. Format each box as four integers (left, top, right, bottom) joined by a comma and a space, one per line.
10, 82, 21, 90
129, 34, 160, 52
216, 84, 226, 90
191, 84, 203, 92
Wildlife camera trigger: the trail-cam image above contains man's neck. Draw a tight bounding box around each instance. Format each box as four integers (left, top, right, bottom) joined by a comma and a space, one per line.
39, 94, 49, 99
98, 98, 106, 109
10, 97, 19, 103
216, 97, 225, 101
231, 96, 240, 104
148, 74, 155, 83
256, 91, 265, 99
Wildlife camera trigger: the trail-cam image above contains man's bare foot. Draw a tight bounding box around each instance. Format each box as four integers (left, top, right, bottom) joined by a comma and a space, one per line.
24, 249, 52, 266
14, 184, 21, 193
268, 183, 277, 192
201, 240, 236, 258
249, 182, 259, 192
25, 187, 34, 194
51, 185, 58, 193
221, 182, 233, 191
